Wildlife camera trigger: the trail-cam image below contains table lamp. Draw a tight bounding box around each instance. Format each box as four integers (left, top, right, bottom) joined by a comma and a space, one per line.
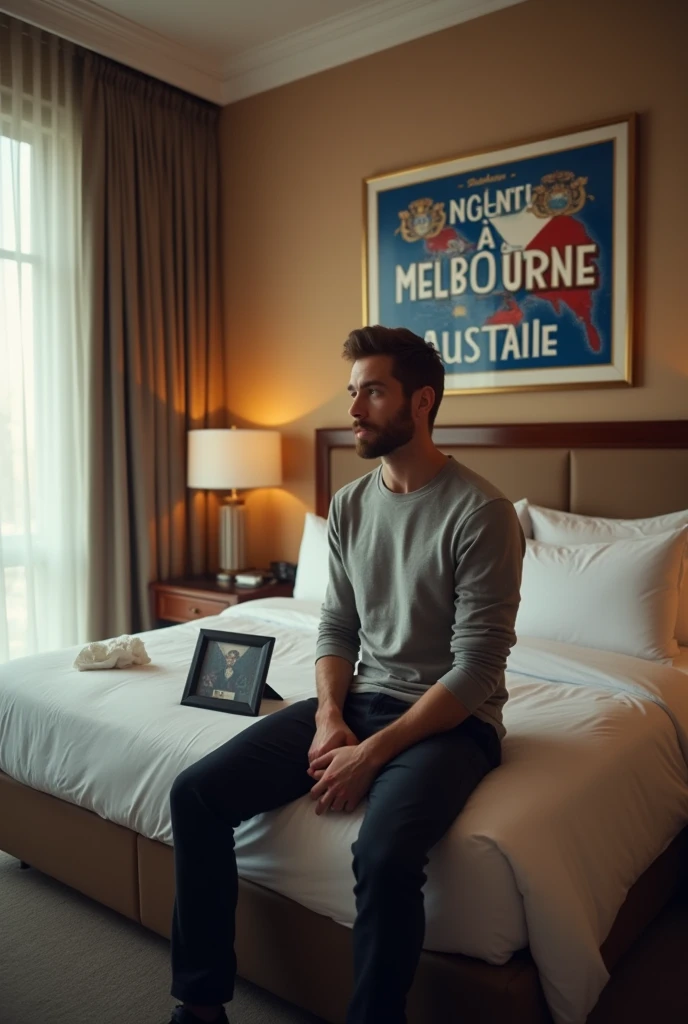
187, 427, 282, 580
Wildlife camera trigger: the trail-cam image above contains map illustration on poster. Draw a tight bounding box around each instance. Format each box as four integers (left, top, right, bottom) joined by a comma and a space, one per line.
365, 117, 634, 395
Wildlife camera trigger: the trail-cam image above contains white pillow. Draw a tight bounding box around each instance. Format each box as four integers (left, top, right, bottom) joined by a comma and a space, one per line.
516, 529, 687, 662
293, 512, 329, 603
529, 505, 688, 644
513, 499, 532, 538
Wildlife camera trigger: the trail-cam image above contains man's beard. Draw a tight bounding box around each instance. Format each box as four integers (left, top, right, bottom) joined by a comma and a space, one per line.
355, 400, 415, 459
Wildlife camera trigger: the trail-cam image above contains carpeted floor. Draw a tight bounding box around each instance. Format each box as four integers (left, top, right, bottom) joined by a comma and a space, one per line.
0, 851, 322, 1024
2, 848, 688, 1024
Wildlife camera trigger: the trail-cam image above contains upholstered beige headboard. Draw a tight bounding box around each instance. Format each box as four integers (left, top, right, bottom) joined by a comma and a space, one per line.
315, 422, 688, 520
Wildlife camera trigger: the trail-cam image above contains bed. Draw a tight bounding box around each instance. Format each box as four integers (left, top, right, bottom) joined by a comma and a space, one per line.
2, 420, 688, 1024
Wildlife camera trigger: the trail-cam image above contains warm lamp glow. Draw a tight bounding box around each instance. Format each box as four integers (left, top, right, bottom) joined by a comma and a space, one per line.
187, 428, 282, 577
187, 429, 282, 491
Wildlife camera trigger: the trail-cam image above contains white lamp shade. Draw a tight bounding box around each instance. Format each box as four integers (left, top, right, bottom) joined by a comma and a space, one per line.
187, 429, 282, 490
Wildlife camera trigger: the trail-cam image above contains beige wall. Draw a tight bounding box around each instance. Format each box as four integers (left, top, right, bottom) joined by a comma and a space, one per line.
220, 0, 688, 567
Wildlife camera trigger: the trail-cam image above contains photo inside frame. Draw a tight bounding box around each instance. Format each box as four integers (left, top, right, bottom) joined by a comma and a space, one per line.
217, 641, 250, 659
197, 641, 263, 702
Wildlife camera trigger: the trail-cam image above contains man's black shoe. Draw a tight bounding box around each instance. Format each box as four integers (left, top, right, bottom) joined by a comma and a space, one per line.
167, 1004, 229, 1024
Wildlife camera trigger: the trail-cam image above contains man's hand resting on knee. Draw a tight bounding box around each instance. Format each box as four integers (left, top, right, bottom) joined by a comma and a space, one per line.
307, 744, 378, 815
309, 655, 361, 811
308, 705, 358, 766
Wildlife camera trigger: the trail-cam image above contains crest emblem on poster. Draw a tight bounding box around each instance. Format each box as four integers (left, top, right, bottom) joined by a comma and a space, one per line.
397, 197, 446, 242
530, 170, 590, 218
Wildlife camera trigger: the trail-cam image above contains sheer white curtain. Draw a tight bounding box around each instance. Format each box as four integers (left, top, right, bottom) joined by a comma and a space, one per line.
0, 17, 89, 661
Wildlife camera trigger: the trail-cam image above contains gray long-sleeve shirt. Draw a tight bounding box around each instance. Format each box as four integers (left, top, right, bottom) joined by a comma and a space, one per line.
314, 457, 525, 740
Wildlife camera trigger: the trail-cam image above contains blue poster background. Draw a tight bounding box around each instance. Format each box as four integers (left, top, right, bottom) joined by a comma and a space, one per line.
375, 139, 614, 373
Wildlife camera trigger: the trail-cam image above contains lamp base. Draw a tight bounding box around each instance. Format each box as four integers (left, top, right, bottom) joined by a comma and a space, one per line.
218, 500, 246, 577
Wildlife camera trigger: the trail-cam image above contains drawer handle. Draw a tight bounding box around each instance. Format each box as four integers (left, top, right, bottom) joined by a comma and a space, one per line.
189, 606, 201, 615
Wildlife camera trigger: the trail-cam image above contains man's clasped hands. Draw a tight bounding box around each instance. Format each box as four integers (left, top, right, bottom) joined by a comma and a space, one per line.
307, 707, 380, 816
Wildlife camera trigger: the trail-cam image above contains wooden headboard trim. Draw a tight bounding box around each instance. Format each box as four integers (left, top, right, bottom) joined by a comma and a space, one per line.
315, 421, 688, 517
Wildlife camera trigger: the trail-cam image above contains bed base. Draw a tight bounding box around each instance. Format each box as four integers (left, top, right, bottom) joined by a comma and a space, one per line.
2, 769, 686, 1023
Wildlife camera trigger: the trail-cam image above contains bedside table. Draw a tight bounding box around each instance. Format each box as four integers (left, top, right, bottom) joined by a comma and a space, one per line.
150, 574, 294, 626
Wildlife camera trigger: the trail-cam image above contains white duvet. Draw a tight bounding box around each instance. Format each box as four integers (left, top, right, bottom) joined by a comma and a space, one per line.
1, 597, 687, 1024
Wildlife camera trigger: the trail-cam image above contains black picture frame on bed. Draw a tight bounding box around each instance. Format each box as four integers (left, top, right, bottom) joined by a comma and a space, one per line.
181, 629, 282, 716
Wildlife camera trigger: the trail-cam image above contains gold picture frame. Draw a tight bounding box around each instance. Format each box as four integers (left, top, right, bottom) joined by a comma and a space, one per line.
363, 115, 636, 396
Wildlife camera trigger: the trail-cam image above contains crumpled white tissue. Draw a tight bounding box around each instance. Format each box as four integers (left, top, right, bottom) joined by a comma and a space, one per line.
73, 635, 151, 671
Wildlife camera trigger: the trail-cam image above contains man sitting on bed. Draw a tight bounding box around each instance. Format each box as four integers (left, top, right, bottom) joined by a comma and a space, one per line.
167, 325, 524, 1024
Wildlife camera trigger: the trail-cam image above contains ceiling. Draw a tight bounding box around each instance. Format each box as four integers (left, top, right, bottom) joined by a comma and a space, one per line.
6, 0, 526, 104
93, 0, 379, 60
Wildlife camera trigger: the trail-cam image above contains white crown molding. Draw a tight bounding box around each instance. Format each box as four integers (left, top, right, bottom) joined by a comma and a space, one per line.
0, 0, 224, 103
220, 0, 527, 104
1, 0, 526, 107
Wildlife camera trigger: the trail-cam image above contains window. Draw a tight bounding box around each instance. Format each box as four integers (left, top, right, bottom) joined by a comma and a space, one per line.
0, 21, 88, 662
0, 136, 35, 658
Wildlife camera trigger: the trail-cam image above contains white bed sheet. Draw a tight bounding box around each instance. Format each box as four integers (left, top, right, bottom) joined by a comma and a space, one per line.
1, 597, 687, 1024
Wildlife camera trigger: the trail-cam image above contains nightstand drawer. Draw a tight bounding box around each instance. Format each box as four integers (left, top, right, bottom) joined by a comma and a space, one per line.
157, 592, 233, 623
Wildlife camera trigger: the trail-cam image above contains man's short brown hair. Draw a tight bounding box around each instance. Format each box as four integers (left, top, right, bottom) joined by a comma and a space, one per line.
343, 325, 445, 429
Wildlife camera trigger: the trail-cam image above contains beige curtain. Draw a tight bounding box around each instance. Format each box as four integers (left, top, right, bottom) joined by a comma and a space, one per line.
82, 54, 225, 638
0, 16, 90, 660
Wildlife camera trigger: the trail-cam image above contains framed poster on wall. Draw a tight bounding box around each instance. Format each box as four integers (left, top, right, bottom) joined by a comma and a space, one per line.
364, 115, 635, 395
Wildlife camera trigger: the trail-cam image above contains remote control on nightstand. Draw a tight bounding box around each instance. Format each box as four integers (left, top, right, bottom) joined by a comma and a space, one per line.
234, 572, 265, 587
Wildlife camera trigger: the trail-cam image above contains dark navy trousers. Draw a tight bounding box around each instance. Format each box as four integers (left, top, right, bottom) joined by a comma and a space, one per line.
169, 691, 501, 1024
